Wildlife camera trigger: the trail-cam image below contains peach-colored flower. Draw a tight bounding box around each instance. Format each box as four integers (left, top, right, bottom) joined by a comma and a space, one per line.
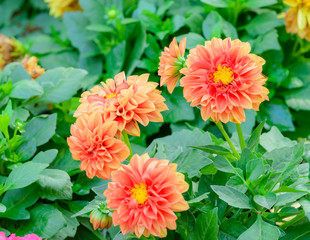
67, 112, 130, 179
21, 55, 45, 80
180, 37, 269, 123
44, 0, 82, 18
74, 72, 168, 137
284, 0, 310, 41
158, 37, 187, 93
104, 154, 189, 238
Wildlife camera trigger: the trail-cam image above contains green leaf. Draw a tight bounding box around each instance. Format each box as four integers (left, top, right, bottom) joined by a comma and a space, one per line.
176, 33, 205, 49
285, 84, 310, 111
258, 100, 295, 132
213, 156, 235, 173
32, 149, 58, 164
86, 24, 114, 33
191, 208, 219, 240
211, 185, 252, 209
201, 0, 231, 7
123, 22, 147, 75
275, 192, 307, 207
174, 149, 212, 178
254, 193, 277, 209
0, 114, 10, 138
50, 206, 79, 239
245, 0, 277, 8
238, 215, 280, 240
1, 63, 31, 84
0, 184, 39, 220
246, 158, 264, 182
51, 149, 81, 175
260, 127, 296, 152
188, 193, 209, 204
38, 169, 73, 201
29, 35, 68, 54
162, 88, 195, 123
202, 11, 222, 40
4, 162, 48, 191
220, 218, 247, 239
10, 80, 44, 99
16, 204, 66, 238
252, 30, 281, 54
146, 129, 213, 161
247, 120, 266, 151
192, 145, 234, 159
63, 12, 97, 53
22, 114, 57, 147
245, 11, 284, 37
106, 41, 126, 78
36, 67, 87, 104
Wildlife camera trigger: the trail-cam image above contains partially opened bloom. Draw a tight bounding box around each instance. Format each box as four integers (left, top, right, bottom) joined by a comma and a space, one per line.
180, 37, 269, 123
104, 154, 189, 238
284, 0, 310, 41
67, 112, 130, 179
21, 55, 45, 80
90, 208, 113, 230
45, 0, 82, 18
158, 37, 186, 93
74, 72, 168, 137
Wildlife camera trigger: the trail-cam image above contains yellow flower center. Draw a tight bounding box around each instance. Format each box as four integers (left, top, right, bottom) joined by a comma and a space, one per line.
213, 65, 234, 85
131, 183, 148, 205
106, 93, 117, 99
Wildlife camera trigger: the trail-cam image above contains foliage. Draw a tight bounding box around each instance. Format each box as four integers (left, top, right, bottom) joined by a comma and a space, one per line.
0, 0, 310, 239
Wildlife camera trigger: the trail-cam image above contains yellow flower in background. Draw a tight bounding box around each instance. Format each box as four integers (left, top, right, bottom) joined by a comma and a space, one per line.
45, 0, 82, 18
0, 35, 24, 70
21, 55, 45, 80
284, 0, 310, 41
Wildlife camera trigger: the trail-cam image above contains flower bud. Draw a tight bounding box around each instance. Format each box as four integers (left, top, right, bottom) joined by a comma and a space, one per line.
90, 208, 112, 230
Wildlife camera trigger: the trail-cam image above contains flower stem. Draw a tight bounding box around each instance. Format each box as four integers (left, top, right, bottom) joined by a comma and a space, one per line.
236, 123, 246, 150
215, 121, 240, 159
122, 131, 133, 160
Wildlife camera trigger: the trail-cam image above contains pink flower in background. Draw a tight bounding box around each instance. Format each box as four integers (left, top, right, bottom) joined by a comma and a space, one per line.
0, 232, 42, 240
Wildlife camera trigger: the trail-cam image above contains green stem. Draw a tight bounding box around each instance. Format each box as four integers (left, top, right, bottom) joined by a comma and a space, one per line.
122, 131, 133, 160
215, 121, 240, 159
232, 0, 241, 26
236, 124, 246, 150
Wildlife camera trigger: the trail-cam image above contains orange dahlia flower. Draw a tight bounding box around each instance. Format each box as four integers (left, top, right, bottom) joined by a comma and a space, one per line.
74, 72, 168, 137
180, 37, 269, 123
158, 37, 187, 93
284, 0, 310, 41
104, 154, 189, 238
67, 112, 130, 179
21, 55, 45, 80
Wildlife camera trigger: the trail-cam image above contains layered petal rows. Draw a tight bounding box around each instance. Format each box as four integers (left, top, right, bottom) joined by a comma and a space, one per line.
67, 112, 130, 179
180, 37, 269, 123
104, 154, 189, 238
74, 72, 168, 136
